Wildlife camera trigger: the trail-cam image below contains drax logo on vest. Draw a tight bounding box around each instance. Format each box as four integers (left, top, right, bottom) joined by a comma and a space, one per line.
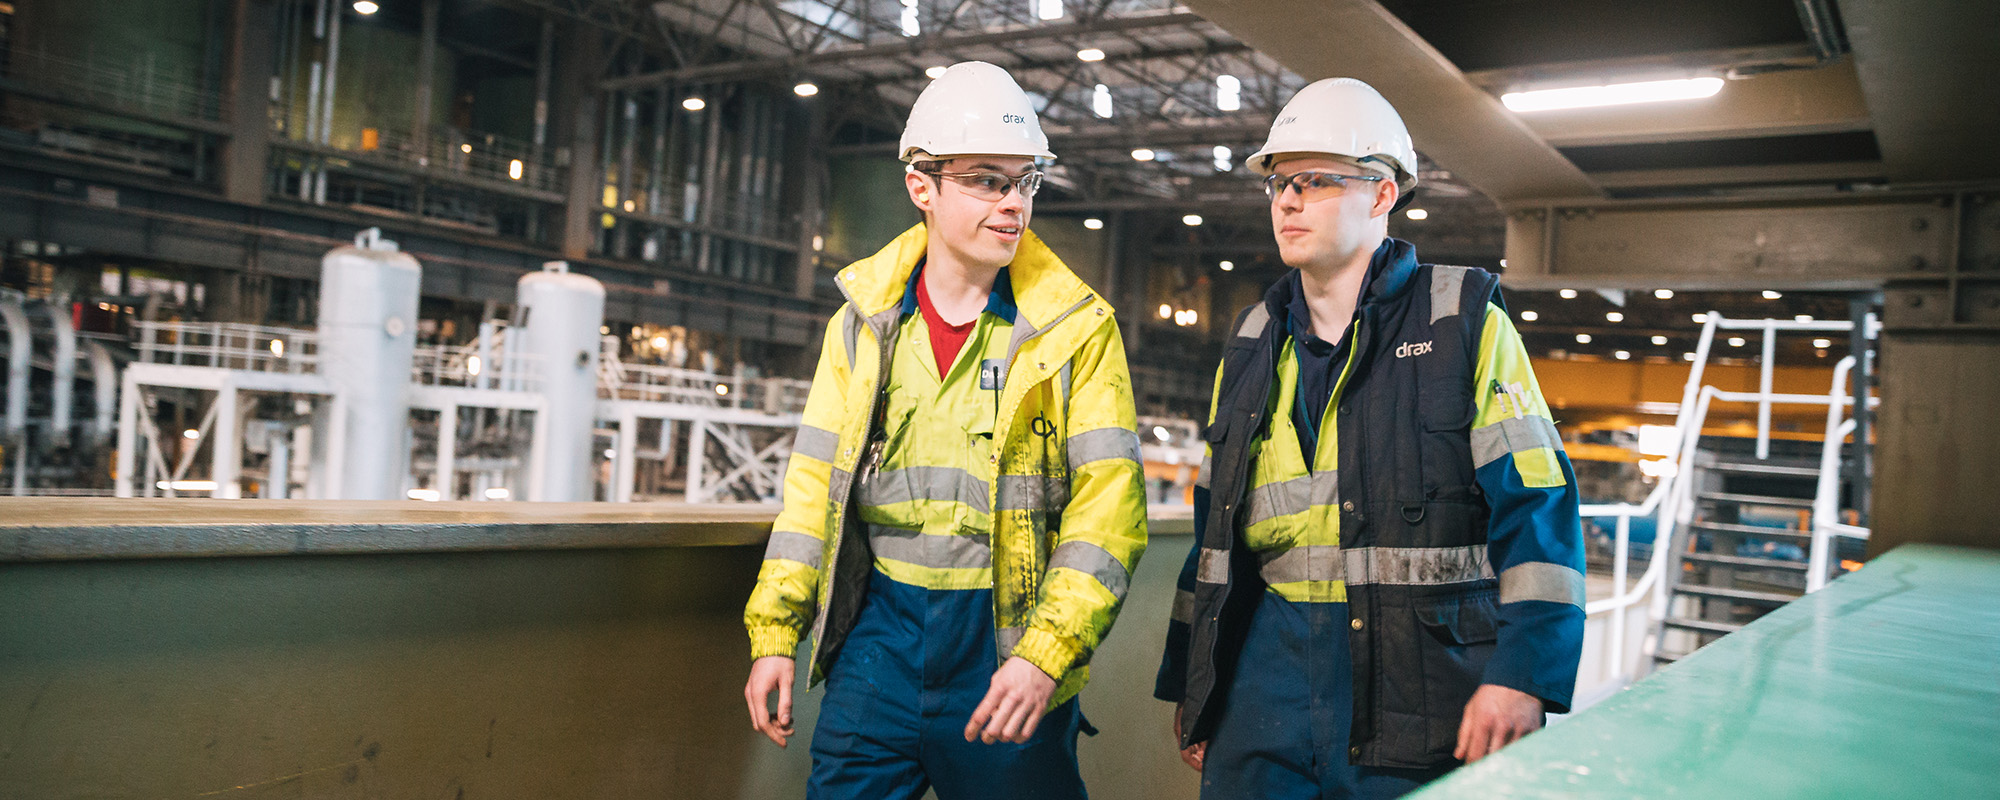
1395, 340, 1434, 358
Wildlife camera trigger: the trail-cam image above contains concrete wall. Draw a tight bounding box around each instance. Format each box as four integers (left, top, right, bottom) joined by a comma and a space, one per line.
0, 530, 1201, 799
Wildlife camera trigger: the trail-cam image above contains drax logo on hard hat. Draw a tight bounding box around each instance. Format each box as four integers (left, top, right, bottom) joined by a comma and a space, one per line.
900, 62, 1055, 164
1248, 78, 1418, 209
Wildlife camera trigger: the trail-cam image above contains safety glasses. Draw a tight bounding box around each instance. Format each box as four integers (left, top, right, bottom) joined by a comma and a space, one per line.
918, 165, 1045, 201
1262, 170, 1386, 203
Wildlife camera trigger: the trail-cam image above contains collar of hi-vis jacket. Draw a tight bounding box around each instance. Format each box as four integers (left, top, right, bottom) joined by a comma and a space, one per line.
839, 223, 1094, 329
1262, 237, 1421, 327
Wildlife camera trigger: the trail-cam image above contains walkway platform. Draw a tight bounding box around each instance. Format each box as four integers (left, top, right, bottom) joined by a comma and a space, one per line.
1414, 544, 2000, 798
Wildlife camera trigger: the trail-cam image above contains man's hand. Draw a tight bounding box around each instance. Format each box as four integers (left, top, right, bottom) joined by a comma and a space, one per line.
744, 655, 797, 747
1455, 684, 1543, 763
1173, 701, 1206, 772
965, 657, 1057, 744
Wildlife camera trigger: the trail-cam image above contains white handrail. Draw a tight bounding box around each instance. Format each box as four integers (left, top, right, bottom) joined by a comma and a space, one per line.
1579, 311, 1875, 692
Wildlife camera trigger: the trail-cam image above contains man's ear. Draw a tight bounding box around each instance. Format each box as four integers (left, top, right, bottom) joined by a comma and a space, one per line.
1371, 180, 1399, 219
906, 170, 933, 213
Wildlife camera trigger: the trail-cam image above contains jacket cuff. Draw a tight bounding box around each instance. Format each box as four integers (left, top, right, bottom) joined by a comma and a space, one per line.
1481, 659, 1573, 714
1011, 627, 1084, 681
747, 625, 801, 660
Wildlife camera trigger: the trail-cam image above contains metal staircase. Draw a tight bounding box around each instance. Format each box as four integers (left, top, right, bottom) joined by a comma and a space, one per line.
1654, 453, 1831, 661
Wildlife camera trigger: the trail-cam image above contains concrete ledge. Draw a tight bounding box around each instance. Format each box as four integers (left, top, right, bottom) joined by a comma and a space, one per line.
0, 499, 1195, 562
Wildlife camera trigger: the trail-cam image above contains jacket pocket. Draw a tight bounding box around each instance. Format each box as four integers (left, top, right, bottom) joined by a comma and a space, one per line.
1413, 589, 1498, 757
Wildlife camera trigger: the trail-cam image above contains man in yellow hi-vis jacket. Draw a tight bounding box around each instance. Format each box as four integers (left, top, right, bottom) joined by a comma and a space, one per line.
741, 61, 1148, 800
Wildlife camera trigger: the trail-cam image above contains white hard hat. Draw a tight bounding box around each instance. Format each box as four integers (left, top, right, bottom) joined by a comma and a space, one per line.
1247, 78, 1417, 198
899, 61, 1056, 163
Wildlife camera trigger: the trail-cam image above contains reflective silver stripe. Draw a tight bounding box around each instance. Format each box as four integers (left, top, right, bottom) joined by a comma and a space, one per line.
1194, 451, 1213, 490
1197, 547, 1230, 584
1471, 415, 1563, 469
829, 466, 854, 504
1430, 265, 1467, 324
997, 626, 1025, 660
1345, 545, 1493, 586
1058, 359, 1074, 404
1258, 545, 1345, 584
1499, 561, 1587, 608
1049, 540, 1130, 599
1245, 470, 1336, 527
996, 474, 1068, 512
1236, 304, 1270, 338
841, 306, 861, 369
1258, 544, 1496, 586
792, 425, 839, 463
762, 530, 824, 569
1171, 589, 1196, 625
1068, 427, 1142, 471
867, 523, 992, 569
858, 466, 992, 514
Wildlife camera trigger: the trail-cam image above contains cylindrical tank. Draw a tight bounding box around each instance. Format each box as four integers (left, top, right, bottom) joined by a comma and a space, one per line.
518, 261, 604, 501
316, 228, 421, 500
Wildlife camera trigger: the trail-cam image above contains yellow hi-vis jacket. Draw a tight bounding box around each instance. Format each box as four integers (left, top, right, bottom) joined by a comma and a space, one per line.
744, 223, 1148, 707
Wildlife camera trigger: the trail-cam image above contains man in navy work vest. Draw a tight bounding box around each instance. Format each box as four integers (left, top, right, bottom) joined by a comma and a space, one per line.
1154, 77, 1586, 799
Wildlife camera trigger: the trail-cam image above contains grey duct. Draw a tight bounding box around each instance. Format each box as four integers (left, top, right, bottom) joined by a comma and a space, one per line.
86, 341, 116, 448
42, 302, 74, 447
1, 295, 28, 445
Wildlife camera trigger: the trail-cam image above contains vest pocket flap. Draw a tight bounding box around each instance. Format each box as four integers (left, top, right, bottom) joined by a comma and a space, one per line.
1202, 415, 1232, 445
1414, 592, 1499, 645
1417, 380, 1476, 432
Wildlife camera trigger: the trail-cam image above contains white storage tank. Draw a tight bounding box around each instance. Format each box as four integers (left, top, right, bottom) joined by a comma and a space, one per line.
315, 228, 421, 500
518, 261, 604, 501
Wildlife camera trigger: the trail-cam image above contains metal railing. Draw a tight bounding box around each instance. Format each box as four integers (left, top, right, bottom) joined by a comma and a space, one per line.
133, 321, 318, 373
1579, 312, 1879, 694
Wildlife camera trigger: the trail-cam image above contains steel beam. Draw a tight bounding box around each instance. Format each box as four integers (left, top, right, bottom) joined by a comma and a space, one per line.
1176, 0, 1599, 203
1500, 188, 1999, 292
603, 11, 1209, 89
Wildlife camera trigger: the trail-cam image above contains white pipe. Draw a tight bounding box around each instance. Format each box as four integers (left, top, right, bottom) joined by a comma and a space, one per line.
211, 382, 241, 499
1, 297, 29, 444
86, 341, 116, 448
114, 372, 139, 497
42, 302, 75, 447
1756, 320, 1776, 460
435, 401, 458, 500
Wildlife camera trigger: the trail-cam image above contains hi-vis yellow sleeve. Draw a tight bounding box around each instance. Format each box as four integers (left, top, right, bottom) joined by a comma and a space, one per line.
743, 310, 853, 659
1012, 314, 1150, 680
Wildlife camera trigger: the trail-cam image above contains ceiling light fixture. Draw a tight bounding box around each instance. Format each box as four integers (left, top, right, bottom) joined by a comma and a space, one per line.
1406, 208, 1429, 220
1502, 76, 1724, 113
1083, 218, 1104, 230
1654, 289, 1674, 299
1182, 214, 1203, 226
1131, 148, 1155, 161
1558, 289, 1578, 299
352, 0, 380, 14
1219, 260, 1234, 271
1077, 48, 1105, 62
793, 82, 819, 97
682, 97, 706, 111
1520, 310, 1539, 321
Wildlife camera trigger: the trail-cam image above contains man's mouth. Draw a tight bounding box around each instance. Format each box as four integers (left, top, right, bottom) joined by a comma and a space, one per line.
987, 224, 1022, 238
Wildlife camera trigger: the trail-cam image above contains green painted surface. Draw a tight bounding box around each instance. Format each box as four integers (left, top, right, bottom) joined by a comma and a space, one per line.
1413, 544, 2000, 799
0, 512, 1199, 798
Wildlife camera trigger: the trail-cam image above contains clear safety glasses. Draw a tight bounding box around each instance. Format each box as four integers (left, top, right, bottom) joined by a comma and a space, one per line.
1262, 170, 1386, 203
917, 166, 1045, 201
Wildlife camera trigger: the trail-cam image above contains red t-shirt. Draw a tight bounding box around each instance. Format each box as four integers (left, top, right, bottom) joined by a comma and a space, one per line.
916, 270, 977, 378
